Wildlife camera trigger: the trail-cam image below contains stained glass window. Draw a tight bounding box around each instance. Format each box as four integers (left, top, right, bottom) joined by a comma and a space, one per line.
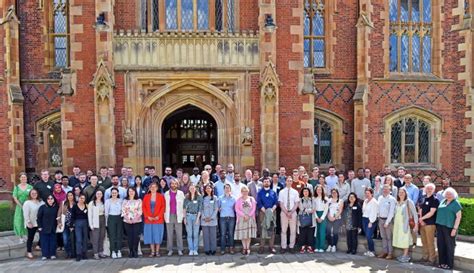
304, 0, 325, 68
389, 0, 432, 73
314, 118, 332, 165
48, 121, 63, 167
52, 0, 69, 68
390, 117, 431, 164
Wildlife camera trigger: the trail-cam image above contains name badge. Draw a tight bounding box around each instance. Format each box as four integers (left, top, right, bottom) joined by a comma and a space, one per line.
425, 201, 429, 205
27, 189, 31, 192
47, 185, 51, 189
352, 207, 357, 210
210, 201, 214, 204
193, 200, 197, 204
265, 193, 269, 197
84, 209, 88, 213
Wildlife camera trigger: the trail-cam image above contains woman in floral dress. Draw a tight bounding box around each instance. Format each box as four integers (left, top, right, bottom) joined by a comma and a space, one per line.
234, 185, 257, 255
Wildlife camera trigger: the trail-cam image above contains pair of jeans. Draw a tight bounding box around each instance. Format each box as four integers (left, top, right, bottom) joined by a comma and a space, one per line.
202, 225, 217, 252
26, 227, 37, 253
326, 219, 341, 247
299, 226, 315, 247
62, 227, 75, 257
107, 215, 123, 253
124, 222, 141, 255
74, 219, 88, 257
40, 232, 57, 258
185, 213, 200, 252
219, 217, 235, 249
362, 217, 376, 252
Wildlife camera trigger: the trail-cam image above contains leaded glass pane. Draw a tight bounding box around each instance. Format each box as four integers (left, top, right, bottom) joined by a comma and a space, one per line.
54, 37, 67, 68
412, 0, 420, 22
389, 0, 398, 21
181, 0, 193, 31
166, 0, 178, 30
313, 11, 324, 36
197, 0, 209, 30
401, 34, 409, 72
304, 9, 310, 36
391, 121, 402, 163
54, 11, 67, 33
401, 0, 409, 22
404, 118, 416, 163
304, 39, 310, 67
418, 121, 430, 163
422, 35, 431, 72
389, 34, 398, 72
152, 0, 159, 31
412, 34, 421, 72
141, 0, 147, 29
215, 0, 223, 31
314, 39, 325, 68
314, 119, 332, 165
49, 122, 62, 167
226, 0, 235, 32
423, 0, 431, 23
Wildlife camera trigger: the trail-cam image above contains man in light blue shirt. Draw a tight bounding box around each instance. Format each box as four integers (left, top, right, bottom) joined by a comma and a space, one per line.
105, 175, 127, 200
218, 184, 236, 254
325, 166, 338, 191
402, 174, 419, 203
213, 170, 226, 198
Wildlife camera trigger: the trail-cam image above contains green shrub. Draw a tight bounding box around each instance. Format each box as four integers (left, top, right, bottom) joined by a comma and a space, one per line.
0, 202, 14, 232
459, 198, 474, 236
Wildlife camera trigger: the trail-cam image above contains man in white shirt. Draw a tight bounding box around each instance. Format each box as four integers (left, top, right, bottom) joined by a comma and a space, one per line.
351, 168, 372, 200
278, 176, 300, 253
190, 167, 201, 186
227, 173, 244, 200
325, 166, 338, 191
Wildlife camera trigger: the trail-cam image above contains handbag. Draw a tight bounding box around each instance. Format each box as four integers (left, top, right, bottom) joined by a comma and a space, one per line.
56, 214, 65, 233
299, 213, 312, 227
406, 202, 415, 229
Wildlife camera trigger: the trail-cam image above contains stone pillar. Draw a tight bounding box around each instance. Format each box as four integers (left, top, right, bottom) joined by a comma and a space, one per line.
353, 0, 373, 170
259, 0, 279, 172
1, 5, 25, 192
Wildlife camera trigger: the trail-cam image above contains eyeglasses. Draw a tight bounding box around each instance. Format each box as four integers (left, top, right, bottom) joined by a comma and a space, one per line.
205, 168, 211, 171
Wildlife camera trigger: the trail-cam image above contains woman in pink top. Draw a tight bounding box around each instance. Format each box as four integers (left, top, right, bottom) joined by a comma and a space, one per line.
122, 187, 143, 258
234, 185, 257, 255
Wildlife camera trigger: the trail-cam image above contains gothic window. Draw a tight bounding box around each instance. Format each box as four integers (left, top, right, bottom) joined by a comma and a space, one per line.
304, 0, 325, 68
36, 112, 63, 169
389, 0, 432, 73
48, 121, 63, 167
314, 118, 332, 165
390, 116, 431, 164
51, 0, 69, 68
141, 0, 235, 32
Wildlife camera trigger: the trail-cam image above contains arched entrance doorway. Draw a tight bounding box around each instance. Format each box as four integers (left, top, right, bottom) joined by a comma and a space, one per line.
162, 106, 218, 173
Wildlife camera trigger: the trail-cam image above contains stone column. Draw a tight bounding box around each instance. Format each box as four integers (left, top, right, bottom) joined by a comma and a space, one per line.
259, 0, 279, 172
91, 0, 117, 171
353, 0, 373, 170
1, 5, 25, 191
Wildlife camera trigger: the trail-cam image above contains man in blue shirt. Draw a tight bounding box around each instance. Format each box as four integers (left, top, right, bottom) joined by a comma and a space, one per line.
402, 174, 419, 203
214, 170, 226, 198
218, 184, 236, 254
257, 177, 278, 254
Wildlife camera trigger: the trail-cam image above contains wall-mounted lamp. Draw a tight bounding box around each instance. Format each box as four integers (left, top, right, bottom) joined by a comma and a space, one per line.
93, 12, 109, 32
264, 14, 277, 33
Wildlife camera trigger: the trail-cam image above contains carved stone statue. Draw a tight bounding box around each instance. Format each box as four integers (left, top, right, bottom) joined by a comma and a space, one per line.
123, 127, 134, 146
242, 127, 253, 146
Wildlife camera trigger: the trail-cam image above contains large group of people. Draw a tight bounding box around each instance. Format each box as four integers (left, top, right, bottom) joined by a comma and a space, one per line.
11, 164, 463, 270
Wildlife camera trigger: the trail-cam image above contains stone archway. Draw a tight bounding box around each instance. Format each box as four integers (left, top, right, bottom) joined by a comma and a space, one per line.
122, 73, 250, 175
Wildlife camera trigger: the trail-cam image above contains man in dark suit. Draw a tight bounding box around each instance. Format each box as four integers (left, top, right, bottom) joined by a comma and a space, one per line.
394, 166, 406, 188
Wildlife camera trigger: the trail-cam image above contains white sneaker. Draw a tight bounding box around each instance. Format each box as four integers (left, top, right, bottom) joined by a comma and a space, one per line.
194, 251, 199, 255
319, 249, 324, 253
137, 250, 143, 256
19, 238, 25, 244
51, 256, 56, 260
117, 251, 122, 258
326, 246, 332, 252
178, 251, 183, 256
112, 252, 117, 259
331, 246, 336, 252
367, 251, 375, 257
41, 257, 47, 260
167, 250, 173, 256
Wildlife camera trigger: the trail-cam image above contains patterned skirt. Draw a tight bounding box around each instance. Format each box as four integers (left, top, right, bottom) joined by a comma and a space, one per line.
234, 217, 257, 240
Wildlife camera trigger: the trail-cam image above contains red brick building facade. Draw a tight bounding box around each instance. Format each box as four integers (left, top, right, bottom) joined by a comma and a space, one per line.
0, 0, 473, 196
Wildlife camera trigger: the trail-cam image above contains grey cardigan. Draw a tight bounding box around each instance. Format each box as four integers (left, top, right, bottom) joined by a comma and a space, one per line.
395, 199, 418, 233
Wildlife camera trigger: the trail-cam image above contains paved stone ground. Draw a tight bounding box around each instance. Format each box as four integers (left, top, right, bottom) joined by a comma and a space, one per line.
0, 252, 467, 273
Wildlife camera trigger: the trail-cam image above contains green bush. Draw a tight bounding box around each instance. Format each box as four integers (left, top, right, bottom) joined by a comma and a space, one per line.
0, 202, 14, 232
459, 198, 474, 236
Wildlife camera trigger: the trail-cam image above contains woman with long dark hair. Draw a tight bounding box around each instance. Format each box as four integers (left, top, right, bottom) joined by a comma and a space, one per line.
122, 187, 143, 258
59, 191, 76, 258
343, 192, 362, 254
88, 190, 106, 259
105, 187, 123, 259
201, 184, 219, 255
326, 188, 343, 252
298, 187, 315, 253
313, 184, 328, 252
71, 193, 89, 261
183, 184, 202, 255
37, 194, 59, 260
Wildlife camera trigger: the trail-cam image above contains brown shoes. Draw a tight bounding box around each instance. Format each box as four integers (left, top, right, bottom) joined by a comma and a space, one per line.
377, 253, 388, 258
385, 254, 393, 260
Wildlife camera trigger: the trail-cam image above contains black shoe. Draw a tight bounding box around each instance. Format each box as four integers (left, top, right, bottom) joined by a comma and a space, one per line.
289, 248, 295, 254
280, 248, 286, 254
351, 251, 356, 255
82, 253, 88, 260
75, 255, 81, 262
205, 251, 210, 256
346, 250, 351, 254
129, 252, 134, 258
211, 251, 216, 256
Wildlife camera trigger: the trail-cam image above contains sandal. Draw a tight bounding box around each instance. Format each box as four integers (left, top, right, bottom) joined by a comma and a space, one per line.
149, 252, 155, 258
242, 249, 247, 255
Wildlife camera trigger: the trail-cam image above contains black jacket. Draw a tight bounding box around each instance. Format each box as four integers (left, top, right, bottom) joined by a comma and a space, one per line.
37, 203, 59, 234
33, 180, 55, 202
394, 178, 405, 189
344, 201, 362, 229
